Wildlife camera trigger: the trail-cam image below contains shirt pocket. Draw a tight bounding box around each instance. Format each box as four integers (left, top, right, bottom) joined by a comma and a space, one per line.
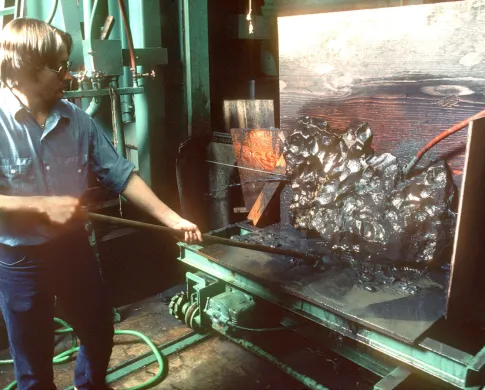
51, 155, 88, 196
0, 158, 35, 195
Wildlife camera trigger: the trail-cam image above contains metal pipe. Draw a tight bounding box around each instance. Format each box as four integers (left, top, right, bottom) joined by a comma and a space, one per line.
83, 0, 93, 54
216, 326, 330, 390
82, 0, 99, 115
64, 86, 144, 99
85, 96, 102, 117
45, 0, 59, 24
88, 0, 101, 73
180, 0, 193, 138
128, 0, 153, 186
107, 0, 134, 123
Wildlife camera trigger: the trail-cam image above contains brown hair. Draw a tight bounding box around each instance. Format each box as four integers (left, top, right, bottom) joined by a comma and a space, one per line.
0, 18, 72, 85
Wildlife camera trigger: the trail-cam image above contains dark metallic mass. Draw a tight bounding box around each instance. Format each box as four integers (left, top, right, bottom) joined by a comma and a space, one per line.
284, 116, 457, 265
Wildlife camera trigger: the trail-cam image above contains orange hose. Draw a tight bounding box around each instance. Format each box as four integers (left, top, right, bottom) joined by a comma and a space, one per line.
117, 0, 136, 73
404, 108, 485, 176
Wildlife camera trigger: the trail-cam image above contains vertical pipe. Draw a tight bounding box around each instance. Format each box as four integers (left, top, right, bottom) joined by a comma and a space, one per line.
82, 0, 94, 111
181, 0, 193, 138
107, 0, 134, 123
128, 0, 153, 186
25, 0, 43, 19
83, 0, 93, 45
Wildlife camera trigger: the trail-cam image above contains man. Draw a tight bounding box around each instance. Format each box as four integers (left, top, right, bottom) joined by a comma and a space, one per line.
0, 18, 202, 390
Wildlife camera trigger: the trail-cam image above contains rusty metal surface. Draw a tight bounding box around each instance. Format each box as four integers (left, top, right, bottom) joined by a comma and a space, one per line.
198, 244, 447, 344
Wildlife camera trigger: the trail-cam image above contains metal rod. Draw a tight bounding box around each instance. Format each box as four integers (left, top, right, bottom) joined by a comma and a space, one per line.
88, 213, 321, 263
206, 160, 287, 177
64, 87, 144, 99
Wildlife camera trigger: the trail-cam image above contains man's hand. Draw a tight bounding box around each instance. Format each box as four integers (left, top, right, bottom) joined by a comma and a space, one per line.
121, 174, 203, 243
167, 217, 203, 243
37, 196, 81, 224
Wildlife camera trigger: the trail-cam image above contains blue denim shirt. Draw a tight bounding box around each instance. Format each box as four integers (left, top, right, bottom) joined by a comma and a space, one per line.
0, 88, 135, 246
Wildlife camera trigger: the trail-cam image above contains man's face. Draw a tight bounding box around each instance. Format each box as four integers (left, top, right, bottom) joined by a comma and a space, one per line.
30, 45, 72, 103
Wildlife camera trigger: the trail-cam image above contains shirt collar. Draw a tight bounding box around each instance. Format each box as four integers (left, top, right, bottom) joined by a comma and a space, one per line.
0, 87, 72, 123
1, 87, 25, 120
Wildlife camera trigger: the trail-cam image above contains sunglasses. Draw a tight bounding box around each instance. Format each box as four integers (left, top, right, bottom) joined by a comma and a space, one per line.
44, 61, 72, 80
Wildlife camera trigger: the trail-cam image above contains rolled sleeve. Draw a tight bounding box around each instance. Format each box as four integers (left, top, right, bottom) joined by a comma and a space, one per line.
99, 156, 135, 193
88, 117, 135, 194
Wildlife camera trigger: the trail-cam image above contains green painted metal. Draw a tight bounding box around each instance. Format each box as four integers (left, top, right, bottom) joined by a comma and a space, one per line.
327, 342, 394, 378
63, 86, 144, 98
127, 0, 164, 188
185, 271, 224, 328
373, 366, 411, 390
121, 48, 168, 67
0, 5, 15, 16
216, 325, 330, 390
177, 243, 484, 389
468, 346, 485, 372
107, 0, 134, 123
59, 0, 84, 69
83, 39, 123, 76
180, 0, 211, 137
25, 0, 48, 19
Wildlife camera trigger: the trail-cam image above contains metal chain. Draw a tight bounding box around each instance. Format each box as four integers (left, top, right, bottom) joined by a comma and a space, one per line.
246, 0, 253, 34
108, 84, 123, 218
108, 85, 118, 148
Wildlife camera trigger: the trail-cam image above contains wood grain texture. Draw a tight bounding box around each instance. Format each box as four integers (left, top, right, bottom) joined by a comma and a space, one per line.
223, 100, 275, 132
446, 117, 485, 321
278, 0, 485, 189
231, 128, 286, 210
248, 153, 287, 226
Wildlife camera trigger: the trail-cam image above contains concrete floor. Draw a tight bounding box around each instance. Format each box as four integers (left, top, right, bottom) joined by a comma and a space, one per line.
0, 292, 376, 390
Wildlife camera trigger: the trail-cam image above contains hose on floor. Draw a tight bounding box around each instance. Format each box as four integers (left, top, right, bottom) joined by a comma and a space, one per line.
0, 317, 166, 390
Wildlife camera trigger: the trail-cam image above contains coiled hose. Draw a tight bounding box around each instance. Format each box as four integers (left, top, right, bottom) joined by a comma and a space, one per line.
0, 317, 166, 390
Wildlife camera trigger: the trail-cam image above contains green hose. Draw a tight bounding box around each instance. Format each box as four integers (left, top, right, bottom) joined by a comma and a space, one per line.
0, 317, 166, 390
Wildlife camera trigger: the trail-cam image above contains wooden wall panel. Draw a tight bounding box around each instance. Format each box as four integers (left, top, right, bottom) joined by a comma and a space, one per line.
223, 100, 275, 131
278, 0, 485, 188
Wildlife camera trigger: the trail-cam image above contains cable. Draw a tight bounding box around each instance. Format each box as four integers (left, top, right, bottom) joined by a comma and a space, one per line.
0, 317, 166, 390
403, 108, 485, 177
206, 178, 289, 196
45, 0, 59, 24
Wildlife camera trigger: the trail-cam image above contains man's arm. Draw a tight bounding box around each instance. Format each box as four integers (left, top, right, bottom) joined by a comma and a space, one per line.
121, 174, 202, 243
0, 195, 80, 224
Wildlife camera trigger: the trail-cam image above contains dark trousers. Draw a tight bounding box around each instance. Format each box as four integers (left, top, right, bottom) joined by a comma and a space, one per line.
0, 229, 114, 390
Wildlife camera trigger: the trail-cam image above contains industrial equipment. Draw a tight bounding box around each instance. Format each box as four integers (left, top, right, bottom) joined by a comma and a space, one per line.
168, 210, 484, 389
